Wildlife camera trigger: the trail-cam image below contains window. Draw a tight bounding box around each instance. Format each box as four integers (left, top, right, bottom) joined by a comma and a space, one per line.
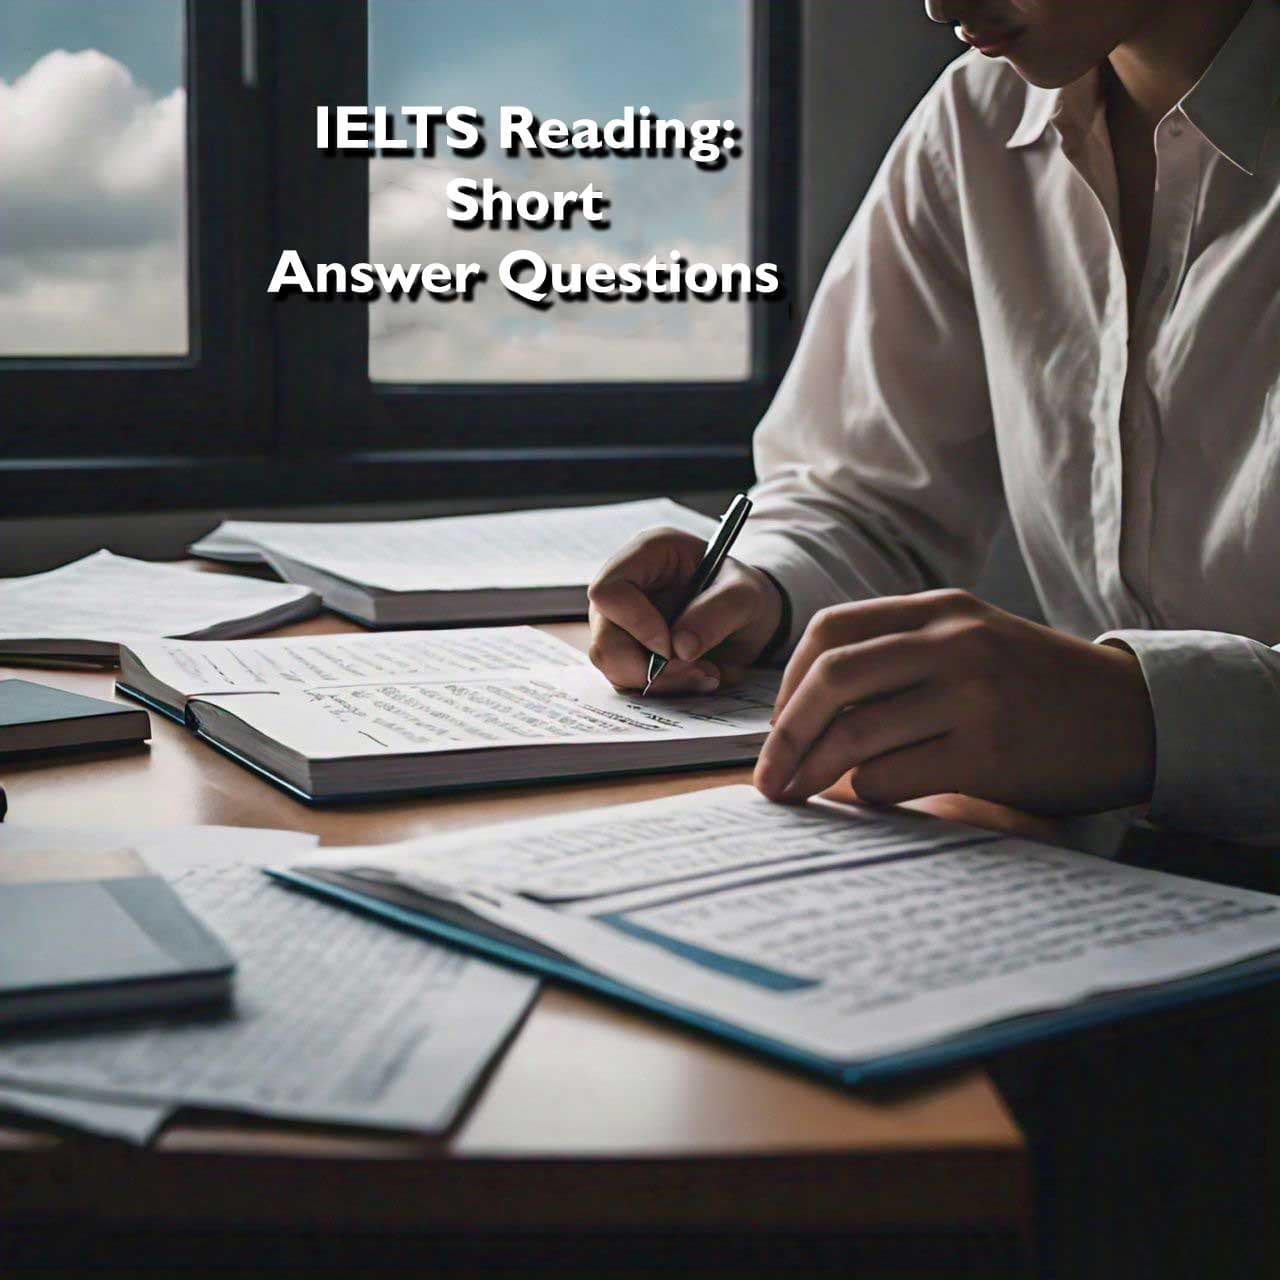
1, 0, 798, 516
367, 0, 753, 384
0, 0, 188, 356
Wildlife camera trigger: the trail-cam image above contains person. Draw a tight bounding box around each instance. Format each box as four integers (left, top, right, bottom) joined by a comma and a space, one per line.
588, 0, 1280, 845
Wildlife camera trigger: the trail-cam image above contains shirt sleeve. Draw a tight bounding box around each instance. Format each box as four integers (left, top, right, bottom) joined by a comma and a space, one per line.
733, 71, 1005, 653
1100, 629, 1280, 845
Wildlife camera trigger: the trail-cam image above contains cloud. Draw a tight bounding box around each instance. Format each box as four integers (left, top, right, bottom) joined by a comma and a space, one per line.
0, 47, 757, 371
367, 146, 755, 383
0, 49, 186, 355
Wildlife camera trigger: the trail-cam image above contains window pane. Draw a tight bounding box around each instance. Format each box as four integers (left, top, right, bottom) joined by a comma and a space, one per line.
0, 0, 188, 356
368, 0, 751, 384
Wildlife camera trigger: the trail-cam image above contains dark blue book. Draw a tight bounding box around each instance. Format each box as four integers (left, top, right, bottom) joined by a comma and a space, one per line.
0, 871, 234, 1027
0, 679, 149, 758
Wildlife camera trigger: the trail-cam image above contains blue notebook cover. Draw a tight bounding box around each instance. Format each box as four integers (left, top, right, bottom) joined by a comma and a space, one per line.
270, 868, 1280, 1086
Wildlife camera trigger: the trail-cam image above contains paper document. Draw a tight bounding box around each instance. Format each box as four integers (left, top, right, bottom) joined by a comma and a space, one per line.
0, 552, 317, 660
190, 499, 716, 592
195, 667, 779, 762
296, 786, 1280, 1066
0, 825, 537, 1134
124, 626, 587, 699
0, 1084, 171, 1144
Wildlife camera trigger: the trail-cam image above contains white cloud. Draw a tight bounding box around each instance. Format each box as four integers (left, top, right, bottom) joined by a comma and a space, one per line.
0, 49, 187, 355
366, 148, 754, 383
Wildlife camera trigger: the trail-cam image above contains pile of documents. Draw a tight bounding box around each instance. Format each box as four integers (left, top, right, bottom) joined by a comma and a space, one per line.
0, 824, 538, 1145
190, 498, 716, 626
0, 552, 319, 664
278, 785, 1280, 1083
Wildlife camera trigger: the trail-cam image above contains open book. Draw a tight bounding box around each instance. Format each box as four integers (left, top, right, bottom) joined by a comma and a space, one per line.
118, 629, 777, 803
272, 786, 1280, 1084
0, 552, 319, 665
189, 498, 718, 627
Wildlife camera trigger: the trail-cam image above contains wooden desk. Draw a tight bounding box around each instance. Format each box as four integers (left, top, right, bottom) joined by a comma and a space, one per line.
0, 616, 1032, 1276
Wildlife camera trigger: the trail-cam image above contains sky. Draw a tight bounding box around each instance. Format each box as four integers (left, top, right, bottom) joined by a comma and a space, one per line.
0, 0, 753, 378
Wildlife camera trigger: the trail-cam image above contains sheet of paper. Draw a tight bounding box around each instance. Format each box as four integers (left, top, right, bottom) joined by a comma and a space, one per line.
0, 856, 537, 1132
0, 1084, 172, 1144
195, 667, 778, 760
314, 785, 980, 903
190, 499, 717, 592
123, 626, 587, 699
299, 787, 1280, 1064
0, 552, 315, 647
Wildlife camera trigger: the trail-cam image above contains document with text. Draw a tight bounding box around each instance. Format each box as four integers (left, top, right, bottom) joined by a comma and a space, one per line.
119, 629, 777, 801
0, 552, 319, 663
190, 499, 717, 625
282, 786, 1280, 1080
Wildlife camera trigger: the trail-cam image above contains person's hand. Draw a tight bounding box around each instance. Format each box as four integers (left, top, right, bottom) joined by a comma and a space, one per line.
753, 590, 1156, 814
588, 527, 783, 694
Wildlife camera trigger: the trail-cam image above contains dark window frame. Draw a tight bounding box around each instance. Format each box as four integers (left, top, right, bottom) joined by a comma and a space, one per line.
1, 0, 799, 516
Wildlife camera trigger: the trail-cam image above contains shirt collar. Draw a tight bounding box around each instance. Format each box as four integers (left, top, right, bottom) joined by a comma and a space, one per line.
1181, 0, 1280, 175
1006, 0, 1280, 175
1005, 74, 1099, 153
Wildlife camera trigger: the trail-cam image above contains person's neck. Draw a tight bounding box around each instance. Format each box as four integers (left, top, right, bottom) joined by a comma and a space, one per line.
1107, 0, 1252, 125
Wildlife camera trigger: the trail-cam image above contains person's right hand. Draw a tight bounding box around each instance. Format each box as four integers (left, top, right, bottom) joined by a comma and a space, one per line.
587, 526, 784, 695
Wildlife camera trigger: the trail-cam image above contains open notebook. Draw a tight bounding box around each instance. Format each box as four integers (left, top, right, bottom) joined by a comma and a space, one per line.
189, 498, 718, 627
118, 629, 777, 803
0, 552, 319, 665
273, 785, 1280, 1085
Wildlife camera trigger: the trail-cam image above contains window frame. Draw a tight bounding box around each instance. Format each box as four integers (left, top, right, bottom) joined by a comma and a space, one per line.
1, 0, 799, 517
0, 0, 274, 515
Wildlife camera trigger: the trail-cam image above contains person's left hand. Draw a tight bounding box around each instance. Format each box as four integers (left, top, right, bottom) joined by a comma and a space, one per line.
753, 590, 1156, 815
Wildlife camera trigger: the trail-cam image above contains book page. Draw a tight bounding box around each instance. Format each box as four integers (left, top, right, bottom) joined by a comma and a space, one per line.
296, 788, 1280, 1064
122, 626, 587, 698
194, 667, 778, 759
0, 856, 537, 1133
191, 499, 716, 592
0, 552, 314, 646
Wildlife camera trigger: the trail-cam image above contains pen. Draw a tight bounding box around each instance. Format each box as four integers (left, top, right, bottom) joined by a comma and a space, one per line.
644, 492, 754, 696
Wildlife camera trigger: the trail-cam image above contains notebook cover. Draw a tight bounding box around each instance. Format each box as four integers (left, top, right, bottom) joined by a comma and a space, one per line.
272, 869, 1280, 1087
0, 875, 234, 1020
0, 679, 149, 754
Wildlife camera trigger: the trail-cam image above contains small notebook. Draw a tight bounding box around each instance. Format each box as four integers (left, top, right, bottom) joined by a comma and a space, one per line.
0, 848, 235, 1027
0, 679, 150, 757
273, 786, 1280, 1086
116, 628, 777, 803
0, 551, 320, 665
189, 498, 717, 626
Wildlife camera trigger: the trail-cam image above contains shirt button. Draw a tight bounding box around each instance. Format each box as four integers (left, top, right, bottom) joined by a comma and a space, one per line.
1170, 123, 1184, 138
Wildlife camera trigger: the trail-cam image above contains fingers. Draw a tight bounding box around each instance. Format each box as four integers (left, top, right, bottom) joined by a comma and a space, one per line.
773, 683, 951, 801
588, 616, 721, 694
588, 527, 711, 661
669, 569, 762, 663
850, 735, 960, 807
588, 577, 673, 661
755, 633, 935, 797
775, 591, 980, 715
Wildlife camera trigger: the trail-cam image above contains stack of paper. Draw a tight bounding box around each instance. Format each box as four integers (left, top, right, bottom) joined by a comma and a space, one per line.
117, 628, 779, 803
0, 552, 319, 664
279, 785, 1280, 1084
189, 498, 717, 626
0, 824, 538, 1144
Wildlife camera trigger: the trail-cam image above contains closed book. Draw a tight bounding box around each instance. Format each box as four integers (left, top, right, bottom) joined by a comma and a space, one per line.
0, 853, 235, 1027
0, 679, 150, 758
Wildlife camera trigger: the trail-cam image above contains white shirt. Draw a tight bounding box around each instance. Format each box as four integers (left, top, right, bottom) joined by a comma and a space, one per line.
734, 0, 1280, 844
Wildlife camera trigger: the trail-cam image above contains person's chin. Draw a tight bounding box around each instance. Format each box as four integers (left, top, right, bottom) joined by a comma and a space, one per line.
1000, 47, 1098, 89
